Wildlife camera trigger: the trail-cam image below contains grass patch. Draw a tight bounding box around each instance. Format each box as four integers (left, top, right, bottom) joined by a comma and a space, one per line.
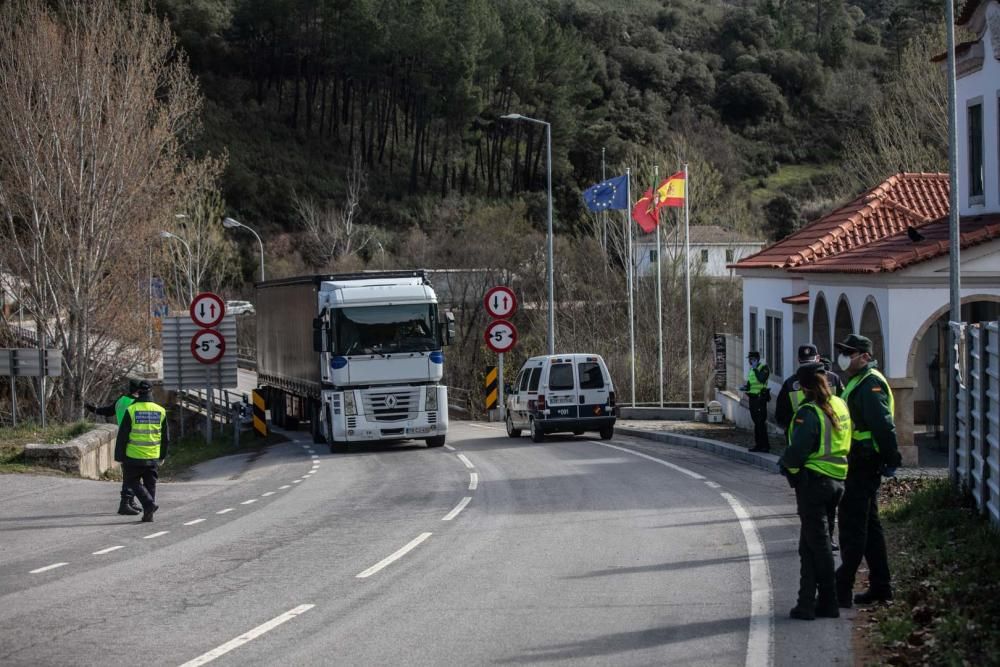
860, 478, 1000, 665
748, 163, 840, 206
158, 429, 289, 480
0, 421, 95, 474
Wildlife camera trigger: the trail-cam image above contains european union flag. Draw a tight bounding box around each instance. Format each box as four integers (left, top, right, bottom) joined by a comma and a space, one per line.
582, 174, 628, 211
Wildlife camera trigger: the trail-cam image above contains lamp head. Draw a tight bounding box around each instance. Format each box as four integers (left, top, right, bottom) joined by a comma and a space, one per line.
159, 231, 174, 239
500, 113, 523, 121
222, 217, 241, 229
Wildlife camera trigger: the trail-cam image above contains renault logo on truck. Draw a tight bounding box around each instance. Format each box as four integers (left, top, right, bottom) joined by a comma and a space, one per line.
384, 395, 398, 409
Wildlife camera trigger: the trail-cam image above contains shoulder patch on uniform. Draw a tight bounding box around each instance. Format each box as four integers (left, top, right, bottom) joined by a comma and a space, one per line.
871, 386, 882, 393
795, 418, 805, 424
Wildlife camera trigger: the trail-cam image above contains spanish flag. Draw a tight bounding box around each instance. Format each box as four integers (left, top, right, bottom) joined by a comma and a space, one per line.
655, 171, 685, 209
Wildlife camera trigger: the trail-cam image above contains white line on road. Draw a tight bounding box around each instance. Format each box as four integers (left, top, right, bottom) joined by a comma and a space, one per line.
705, 481, 721, 489
464, 422, 500, 431
443, 444, 455, 451
241, 499, 258, 505
588, 441, 706, 480
311, 455, 319, 459
261, 492, 275, 497
92, 546, 125, 555
457, 454, 474, 469
356, 532, 432, 579
184, 519, 207, 526
292, 480, 302, 484
720, 492, 773, 667
143, 531, 169, 539
217, 508, 234, 514
469, 472, 479, 490
30, 562, 67, 574
279, 485, 291, 489
442, 497, 472, 521
177, 604, 315, 667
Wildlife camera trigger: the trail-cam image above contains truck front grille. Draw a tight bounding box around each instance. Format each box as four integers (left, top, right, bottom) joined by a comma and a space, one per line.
362, 388, 419, 422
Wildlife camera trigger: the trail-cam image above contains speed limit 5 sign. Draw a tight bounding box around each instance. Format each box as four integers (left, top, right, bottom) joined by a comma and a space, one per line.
190, 328, 226, 364
484, 319, 518, 354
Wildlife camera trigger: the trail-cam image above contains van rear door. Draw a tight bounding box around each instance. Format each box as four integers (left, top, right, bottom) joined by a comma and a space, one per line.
577, 357, 611, 419
545, 360, 578, 420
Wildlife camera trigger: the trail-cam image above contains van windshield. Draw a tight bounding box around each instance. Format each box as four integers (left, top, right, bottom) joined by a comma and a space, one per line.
548, 363, 574, 390
335, 304, 439, 355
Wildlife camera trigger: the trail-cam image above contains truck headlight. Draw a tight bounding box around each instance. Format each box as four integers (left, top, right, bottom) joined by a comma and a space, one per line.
344, 391, 357, 416
425, 385, 438, 412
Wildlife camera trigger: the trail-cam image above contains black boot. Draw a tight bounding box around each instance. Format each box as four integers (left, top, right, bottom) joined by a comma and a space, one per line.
816, 595, 841, 618
141, 504, 158, 523
789, 606, 816, 621
127, 496, 142, 513
854, 589, 893, 604
118, 498, 140, 516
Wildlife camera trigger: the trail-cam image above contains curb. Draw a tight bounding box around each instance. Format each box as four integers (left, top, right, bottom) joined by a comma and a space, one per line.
615, 426, 781, 474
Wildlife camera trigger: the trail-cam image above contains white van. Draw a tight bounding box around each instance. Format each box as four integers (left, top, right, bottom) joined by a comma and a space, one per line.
505, 354, 616, 442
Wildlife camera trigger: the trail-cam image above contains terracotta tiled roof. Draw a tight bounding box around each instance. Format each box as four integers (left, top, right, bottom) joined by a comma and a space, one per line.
781, 291, 810, 305
731, 173, 950, 270
789, 213, 1000, 274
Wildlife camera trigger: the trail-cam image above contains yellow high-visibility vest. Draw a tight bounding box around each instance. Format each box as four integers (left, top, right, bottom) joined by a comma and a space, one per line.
746, 366, 766, 395
787, 397, 851, 480
124, 401, 166, 460
841, 368, 894, 453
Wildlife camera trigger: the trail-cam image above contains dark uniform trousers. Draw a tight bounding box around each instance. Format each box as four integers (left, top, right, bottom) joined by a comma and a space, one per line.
748, 394, 769, 450
836, 453, 891, 596
795, 469, 844, 609
123, 464, 158, 512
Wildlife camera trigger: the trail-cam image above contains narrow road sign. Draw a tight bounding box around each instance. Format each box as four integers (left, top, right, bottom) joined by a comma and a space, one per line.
190, 292, 226, 328
484, 320, 518, 354
191, 328, 226, 364
484, 286, 517, 320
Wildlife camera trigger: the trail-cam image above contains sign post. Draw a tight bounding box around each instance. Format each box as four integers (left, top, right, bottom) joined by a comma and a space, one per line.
484, 287, 519, 422
187, 293, 226, 442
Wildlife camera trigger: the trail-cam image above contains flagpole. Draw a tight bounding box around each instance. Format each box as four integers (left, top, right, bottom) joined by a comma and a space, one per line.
684, 162, 693, 409
655, 165, 664, 408
626, 168, 637, 408
601, 148, 607, 254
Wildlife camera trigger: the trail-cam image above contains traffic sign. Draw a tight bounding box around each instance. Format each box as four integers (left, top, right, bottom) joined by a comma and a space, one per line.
484, 319, 518, 353
484, 286, 517, 320
190, 328, 226, 364
189, 292, 226, 328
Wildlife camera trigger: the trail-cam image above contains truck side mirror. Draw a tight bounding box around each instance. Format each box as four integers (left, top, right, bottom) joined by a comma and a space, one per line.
312, 317, 324, 352
445, 311, 456, 345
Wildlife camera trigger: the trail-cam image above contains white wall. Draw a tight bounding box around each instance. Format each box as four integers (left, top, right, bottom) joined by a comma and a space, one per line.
636, 242, 763, 278
957, 2, 1000, 216
742, 274, 807, 383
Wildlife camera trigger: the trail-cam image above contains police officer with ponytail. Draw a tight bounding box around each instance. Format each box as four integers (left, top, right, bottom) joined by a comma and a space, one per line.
779, 362, 851, 621
114, 381, 168, 522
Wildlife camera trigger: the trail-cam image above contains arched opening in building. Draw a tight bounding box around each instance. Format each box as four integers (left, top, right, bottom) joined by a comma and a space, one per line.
834, 295, 853, 349
812, 292, 831, 360
859, 299, 885, 369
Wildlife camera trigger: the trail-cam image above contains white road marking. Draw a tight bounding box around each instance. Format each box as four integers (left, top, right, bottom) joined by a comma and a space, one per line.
469, 472, 479, 490
588, 441, 705, 480
92, 546, 125, 555
177, 604, 315, 667
311, 455, 319, 459
720, 492, 773, 667
356, 532, 432, 579
261, 492, 275, 497
184, 519, 207, 526
465, 422, 500, 431
30, 562, 67, 574
292, 480, 302, 484
143, 531, 169, 539
217, 508, 234, 514
443, 444, 455, 451
705, 481, 721, 489
241, 499, 257, 505
457, 454, 474, 469
442, 497, 472, 521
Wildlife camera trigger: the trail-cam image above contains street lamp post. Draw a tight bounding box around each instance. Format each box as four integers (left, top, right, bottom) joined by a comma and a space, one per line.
222, 217, 265, 282
501, 113, 554, 355
159, 230, 194, 302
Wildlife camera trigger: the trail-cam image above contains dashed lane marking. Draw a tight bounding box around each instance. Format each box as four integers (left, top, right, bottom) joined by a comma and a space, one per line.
217, 508, 234, 514
705, 481, 721, 489
177, 604, 315, 667
443, 444, 455, 451
469, 472, 479, 491
261, 492, 275, 497
29, 563, 67, 574
442, 497, 472, 521
356, 533, 432, 579
92, 546, 124, 555
143, 531, 169, 539
241, 499, 258, 505
457, 454, 474, 469
184, 519, 207, 526
292, 480, 302, 484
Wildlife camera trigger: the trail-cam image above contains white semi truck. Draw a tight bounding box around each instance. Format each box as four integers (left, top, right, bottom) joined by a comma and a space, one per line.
255, 271, 454, 452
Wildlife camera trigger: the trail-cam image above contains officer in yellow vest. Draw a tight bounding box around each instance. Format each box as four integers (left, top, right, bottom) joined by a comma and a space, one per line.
113, 381, 168, 522
779, 362, 851, 620
741, 351, 771, 452
775, 344, 844, 436
833, 334, 902, 608
86, 379, 142, 515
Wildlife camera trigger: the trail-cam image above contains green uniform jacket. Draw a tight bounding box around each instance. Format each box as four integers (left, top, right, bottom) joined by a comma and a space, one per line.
842, 362, 900, 466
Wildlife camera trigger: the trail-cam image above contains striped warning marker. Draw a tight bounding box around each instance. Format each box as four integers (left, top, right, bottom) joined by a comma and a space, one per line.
252, 390, 268, 438
484, 366, 498, 411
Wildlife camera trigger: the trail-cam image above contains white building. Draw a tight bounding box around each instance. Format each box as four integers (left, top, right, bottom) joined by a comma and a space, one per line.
725, 1, 1000, 465
634, 225, 765, 279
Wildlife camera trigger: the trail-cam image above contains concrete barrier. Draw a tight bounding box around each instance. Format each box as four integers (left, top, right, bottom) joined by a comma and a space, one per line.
616, 426, 781, 474
618, 406, 703, 421
23, 424, 119, 479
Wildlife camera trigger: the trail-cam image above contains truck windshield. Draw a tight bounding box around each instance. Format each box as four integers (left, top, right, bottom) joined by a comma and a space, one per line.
335, 304, 438, 355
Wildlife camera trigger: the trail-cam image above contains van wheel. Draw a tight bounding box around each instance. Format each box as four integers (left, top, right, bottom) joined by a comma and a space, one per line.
599, 425, 614, 440
530, 419, 545, 443
426, 435, 446, 448
572, 430, 584, 436
506, 414, 521, 438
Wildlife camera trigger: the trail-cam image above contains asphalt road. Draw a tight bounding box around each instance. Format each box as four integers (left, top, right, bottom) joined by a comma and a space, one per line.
0, 424, 853, 666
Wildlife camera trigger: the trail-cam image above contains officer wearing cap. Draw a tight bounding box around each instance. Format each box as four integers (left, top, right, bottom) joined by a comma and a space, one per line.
776, 344, 844, 435
114, 381, 168, 522
780, 362, 851, 620
740, 350, 771, 452
85, 379, 142, 515
833, 334, 901, 608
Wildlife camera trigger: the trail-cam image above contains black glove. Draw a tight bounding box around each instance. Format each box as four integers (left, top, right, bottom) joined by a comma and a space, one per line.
779, 466, 798, 489
84, 403, 96, 413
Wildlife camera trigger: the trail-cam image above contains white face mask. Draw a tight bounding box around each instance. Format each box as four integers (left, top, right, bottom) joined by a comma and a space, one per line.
837, 354, 853, 372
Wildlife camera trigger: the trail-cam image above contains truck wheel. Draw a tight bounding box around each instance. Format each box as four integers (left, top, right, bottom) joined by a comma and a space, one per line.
425, 435, 446, 448
599, 425, 614, 440
506, 414, 521, 438
310, 400, 327, 444
530, 418, 545, 443
271, 390, 285, 428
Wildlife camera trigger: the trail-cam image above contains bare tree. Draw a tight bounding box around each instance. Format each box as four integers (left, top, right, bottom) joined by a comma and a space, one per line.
0, 0, 207, 419
294, 156, 372, 267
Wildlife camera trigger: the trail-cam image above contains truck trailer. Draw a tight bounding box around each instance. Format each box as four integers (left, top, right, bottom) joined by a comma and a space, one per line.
255, 271, 455, 451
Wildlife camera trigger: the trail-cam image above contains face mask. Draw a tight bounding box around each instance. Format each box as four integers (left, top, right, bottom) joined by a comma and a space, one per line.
749, 358, 759, 366
837, 354, 853, 371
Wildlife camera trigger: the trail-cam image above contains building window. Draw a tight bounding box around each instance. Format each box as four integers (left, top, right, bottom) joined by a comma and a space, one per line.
725, 249, 734, 262
969, 102, 984, 200
749, 310, 758, 353
766, 312, 783, 376
649, 249, 657, 263
700, 249, 709, 263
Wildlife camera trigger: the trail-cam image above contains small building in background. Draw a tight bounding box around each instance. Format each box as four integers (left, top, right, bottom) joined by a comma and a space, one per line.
634, 225, 765, 279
